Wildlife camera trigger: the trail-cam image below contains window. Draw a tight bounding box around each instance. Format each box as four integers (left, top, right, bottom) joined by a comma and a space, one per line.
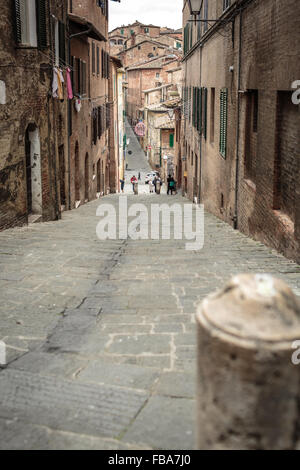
245, 90, 258, 181
75, 58, 86, 95
210, 88, 215, 143
169, 133, 174, 148
223, 0, 231, 11
219, 88, 228, 158
92, 42, 95, 74
252, 90, 258, 133
144, 27, 149, 33
203, 0, 208, 33
121, 29, 124, 35
97, 46, 100, 75
14, 0, 47, 48
156, 73, 160, 79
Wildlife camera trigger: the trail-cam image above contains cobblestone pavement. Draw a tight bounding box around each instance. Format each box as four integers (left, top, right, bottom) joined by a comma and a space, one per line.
0, 123, 299, 450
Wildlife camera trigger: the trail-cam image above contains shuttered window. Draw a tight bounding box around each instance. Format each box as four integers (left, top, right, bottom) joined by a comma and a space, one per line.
92, 42, 95, 74
81, 61, 86, 95
14, 0, 48, 48
58, 21, 65, 64
169, 133, 174, 148
36, 0, 47, 49
97, 46, 100, 75
198, 88, 202, 134
203, 87, 208, 139
219, 88, 228, 158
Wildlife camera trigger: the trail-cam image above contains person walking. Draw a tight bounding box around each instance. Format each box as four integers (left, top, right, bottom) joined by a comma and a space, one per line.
120, 179, 125, 193
149, 180, 154, 193
138, 172, 141, 181
131, 175, 137, 193
167, 175, 175, 195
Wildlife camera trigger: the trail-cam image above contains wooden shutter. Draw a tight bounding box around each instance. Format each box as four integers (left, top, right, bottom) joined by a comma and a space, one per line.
199, 88, 203, 134
203, 88, 208, 139
92, 42, 95, 74
97, 46, 100, 75
219, 88, 228, 158
197, 88, 200, 132
169, 133, 174, 148
13, 0, 22, 43
81, 61, 86, 95
101, 49, 104, 78
36, 0, 47, 49
98, 107, 101, 138
76, 58, 81, 94
59, 21, 65, 65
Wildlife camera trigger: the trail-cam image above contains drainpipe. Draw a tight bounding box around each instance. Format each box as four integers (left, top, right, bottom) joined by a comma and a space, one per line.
233, 5, 243, 230
49, 5, 60, 220
198, 44, 202, 204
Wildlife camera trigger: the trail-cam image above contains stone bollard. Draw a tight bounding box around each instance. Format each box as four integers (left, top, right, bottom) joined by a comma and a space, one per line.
196, 274, 300, 450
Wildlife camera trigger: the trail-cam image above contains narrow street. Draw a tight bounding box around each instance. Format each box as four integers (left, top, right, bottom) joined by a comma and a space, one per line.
0, 124, 299, 450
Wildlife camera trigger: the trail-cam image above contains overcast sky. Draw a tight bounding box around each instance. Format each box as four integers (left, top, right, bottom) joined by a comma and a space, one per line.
109, 0, 183, 32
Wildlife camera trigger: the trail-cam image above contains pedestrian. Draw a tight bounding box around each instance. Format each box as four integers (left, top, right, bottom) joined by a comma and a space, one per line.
149, 180, 154, 193
138, 172, 141, 181
120, 179, 125, 193
131, 175, 137, 193
167, 175, 175, 195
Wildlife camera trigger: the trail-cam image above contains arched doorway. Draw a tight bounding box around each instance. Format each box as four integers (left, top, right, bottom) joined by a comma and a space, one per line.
84, 153, 89, 202
25, 124, 42, 215
75, 141, 80, 202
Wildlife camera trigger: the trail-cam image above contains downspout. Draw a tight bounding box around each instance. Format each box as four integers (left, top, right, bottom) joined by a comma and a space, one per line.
67, 20, 71, 210
198, 43, 202, 204
49, 5, 60, 220
233, 5, 243, 230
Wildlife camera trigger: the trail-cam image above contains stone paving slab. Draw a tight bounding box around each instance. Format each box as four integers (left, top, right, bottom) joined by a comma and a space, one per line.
123, 395, 196, 450
0, 369, 149, 439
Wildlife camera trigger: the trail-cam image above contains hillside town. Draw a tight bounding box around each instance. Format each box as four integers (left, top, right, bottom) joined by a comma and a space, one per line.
0, 0, 299, 452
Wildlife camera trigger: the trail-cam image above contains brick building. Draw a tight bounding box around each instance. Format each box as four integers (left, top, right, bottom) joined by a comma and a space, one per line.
182, 0, 300, 262
126, 54, 181, 126
69, 0, 110, 205
0, 0, 68, 230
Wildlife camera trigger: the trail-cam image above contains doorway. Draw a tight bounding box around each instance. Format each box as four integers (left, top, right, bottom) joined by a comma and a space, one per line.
25, 125, 42, 216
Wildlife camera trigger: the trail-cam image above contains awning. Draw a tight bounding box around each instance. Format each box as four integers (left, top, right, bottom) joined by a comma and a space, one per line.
68, 13, 107, 42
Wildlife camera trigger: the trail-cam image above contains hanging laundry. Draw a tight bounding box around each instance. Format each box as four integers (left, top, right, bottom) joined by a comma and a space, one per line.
52, 67, 59, 98
66, 67, 73, 100
57, 69, 64, 101
52, 68, 65, 100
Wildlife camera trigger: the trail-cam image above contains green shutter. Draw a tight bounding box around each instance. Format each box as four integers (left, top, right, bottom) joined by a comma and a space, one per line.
36, 0, 47, 49
203, 88, 208, 139
219, 88, 228, 158
196, 88, 200, 132
199, 88, 203, 134
169, 133, 174, 148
